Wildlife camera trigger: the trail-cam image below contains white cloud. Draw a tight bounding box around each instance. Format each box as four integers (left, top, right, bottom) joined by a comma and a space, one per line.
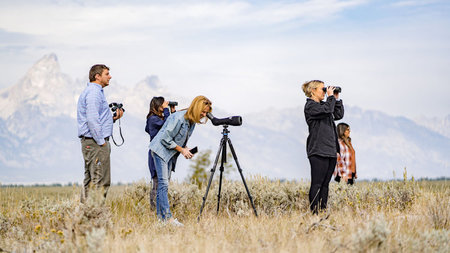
0, 0, 449, 119
0, 1, 365, 39
390, 0, 443, 7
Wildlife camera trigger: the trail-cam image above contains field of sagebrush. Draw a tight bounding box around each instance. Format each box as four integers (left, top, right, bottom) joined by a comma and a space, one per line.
0, 177, 449, 252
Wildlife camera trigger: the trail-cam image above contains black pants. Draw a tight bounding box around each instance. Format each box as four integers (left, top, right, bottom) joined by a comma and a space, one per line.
308, 155, 337, 214
348, 172, 356, 185
335, 172, 355, 185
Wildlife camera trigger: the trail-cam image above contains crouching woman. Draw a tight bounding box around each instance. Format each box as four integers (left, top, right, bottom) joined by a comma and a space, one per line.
149, 95, 212, 226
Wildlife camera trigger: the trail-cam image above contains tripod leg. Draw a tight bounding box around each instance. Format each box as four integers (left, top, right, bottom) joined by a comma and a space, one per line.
216, 144, 226, 214
198, 138, 224, 221
216, 164, 225, 214
216, 137, 227, 214
227, 139, 258, 217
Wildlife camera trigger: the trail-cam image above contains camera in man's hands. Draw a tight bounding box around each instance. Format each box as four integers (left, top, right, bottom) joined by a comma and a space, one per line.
108, 102, 125, 146
168, 101, 178, 106
207, 112, 242, 126
322, 86, 342, 93
109, 102, 125, 118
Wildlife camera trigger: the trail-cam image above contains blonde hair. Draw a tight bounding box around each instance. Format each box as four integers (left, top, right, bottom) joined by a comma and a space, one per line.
184, 96, 212, 124
302, 80, 324, 98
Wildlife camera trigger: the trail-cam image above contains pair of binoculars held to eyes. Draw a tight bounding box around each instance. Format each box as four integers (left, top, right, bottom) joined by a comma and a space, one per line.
322, 86, 342, 93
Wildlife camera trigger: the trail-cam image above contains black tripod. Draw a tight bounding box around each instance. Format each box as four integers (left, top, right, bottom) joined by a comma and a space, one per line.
198, 125, 258, 221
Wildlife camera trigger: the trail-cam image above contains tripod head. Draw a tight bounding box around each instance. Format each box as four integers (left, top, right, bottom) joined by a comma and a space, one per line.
221, 125, 230, 135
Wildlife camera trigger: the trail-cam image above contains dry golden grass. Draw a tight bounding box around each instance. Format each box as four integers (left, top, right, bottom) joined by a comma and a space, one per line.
0, 177, 449, 252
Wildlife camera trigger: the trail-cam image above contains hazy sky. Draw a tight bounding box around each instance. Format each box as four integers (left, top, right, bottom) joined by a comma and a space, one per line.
1, 0, 449, 118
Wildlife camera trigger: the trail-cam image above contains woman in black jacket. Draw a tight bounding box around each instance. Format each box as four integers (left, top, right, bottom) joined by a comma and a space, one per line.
302, 80, 344, 214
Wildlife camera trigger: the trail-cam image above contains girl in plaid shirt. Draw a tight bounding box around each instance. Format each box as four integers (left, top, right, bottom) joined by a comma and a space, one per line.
334, 123, 357, 184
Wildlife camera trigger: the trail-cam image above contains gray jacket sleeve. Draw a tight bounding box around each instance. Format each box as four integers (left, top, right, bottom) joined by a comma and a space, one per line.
305, 96, 336, 120
333, 99, 344, 120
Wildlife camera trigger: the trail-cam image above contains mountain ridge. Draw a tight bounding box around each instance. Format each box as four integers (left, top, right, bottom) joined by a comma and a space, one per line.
0, 54, 449, 183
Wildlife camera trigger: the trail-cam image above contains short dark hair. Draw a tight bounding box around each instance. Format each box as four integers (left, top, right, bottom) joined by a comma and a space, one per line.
89, 64, 109, 82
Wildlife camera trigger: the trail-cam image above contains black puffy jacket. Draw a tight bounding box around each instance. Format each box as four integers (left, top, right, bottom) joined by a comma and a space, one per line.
304, 96, 344, 158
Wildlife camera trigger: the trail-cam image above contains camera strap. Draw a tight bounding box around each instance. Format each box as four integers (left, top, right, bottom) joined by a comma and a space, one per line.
112, 118, 125, 147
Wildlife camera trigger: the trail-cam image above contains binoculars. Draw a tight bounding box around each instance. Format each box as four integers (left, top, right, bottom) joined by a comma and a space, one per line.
322, 86, 341, 93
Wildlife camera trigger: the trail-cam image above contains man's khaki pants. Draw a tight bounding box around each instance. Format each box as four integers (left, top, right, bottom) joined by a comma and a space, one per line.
80, 137, 111, 201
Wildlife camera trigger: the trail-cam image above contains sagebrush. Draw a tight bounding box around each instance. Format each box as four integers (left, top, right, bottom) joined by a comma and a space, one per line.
0, 178, 448, 252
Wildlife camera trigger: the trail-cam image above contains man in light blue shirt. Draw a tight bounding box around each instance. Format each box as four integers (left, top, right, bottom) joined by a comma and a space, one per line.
77, 64, 123, 201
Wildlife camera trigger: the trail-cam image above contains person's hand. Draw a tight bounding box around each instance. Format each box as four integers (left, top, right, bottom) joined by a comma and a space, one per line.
169, 105, 176, 113
113, 109, 124, 121
181, 147, 194, 159
163, 101, 169, 108
327, 86, 335, 97
355, 173, 358, 179
334, 91, 340, 100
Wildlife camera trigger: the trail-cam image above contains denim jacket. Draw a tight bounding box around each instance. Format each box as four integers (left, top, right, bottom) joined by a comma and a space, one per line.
149, 110, 196, 162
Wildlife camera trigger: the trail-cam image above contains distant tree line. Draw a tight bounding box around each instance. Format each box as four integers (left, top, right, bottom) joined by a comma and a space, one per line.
0, 175, 448, 188
0, 182, 134, 188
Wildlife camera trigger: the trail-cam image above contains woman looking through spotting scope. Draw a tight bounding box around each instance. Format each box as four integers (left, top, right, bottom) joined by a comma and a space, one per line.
149, 95, 212, 226
302, 80, 344, 214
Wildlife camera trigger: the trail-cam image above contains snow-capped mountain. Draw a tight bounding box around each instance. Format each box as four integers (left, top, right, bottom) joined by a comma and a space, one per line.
0, 54, 449, 184
414, 115, 450, 139
0, 54, 78, 121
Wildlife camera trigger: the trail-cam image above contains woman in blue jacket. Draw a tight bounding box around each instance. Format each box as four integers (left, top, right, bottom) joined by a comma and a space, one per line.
145, 96, 170, 209
302, 80, 344, 214
150, 95, 212, 226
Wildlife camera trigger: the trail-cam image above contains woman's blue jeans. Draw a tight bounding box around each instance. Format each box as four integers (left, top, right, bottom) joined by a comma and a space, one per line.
151, 152, 173, 220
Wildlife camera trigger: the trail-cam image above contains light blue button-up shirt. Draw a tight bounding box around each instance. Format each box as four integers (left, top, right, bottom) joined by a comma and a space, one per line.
77, 83, 113, 146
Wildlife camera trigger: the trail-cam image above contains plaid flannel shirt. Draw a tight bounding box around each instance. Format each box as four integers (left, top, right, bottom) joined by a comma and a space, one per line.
334, 139, 356, 181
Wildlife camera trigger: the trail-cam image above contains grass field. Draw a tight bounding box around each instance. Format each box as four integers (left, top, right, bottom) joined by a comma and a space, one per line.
0, 177, 448, 252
